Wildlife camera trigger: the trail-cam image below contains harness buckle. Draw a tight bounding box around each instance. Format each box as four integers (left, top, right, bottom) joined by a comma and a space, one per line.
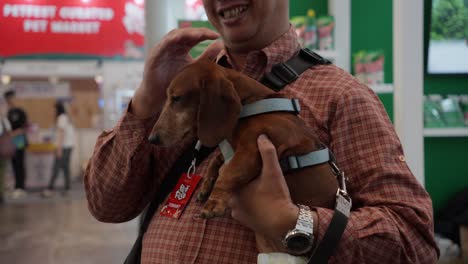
271, 62, 299, 84
291, 98, 301, 114
335, 188, 352, 217
300, 48, 331, 65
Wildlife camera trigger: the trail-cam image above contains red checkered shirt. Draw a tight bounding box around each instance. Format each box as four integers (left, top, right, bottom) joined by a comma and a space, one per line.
84, 27, 439, 263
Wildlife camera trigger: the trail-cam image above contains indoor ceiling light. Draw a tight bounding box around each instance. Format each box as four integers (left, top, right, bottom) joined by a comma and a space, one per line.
1, 75, 11, 85
95, 74, 103, 84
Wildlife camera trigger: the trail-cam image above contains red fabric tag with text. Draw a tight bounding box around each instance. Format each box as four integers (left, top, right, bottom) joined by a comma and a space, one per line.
160, 173, 202, 219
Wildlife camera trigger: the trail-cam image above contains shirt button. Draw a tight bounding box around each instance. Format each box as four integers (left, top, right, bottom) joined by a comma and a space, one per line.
192, 213, 201, 221
133, 132, 139, 138
398, 155, 406, 162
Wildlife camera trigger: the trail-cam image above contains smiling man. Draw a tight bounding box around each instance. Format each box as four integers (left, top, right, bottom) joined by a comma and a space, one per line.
85, 1, 439, 263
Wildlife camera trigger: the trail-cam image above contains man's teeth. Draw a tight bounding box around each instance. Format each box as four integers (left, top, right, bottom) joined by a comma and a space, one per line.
223, 6, 247, 19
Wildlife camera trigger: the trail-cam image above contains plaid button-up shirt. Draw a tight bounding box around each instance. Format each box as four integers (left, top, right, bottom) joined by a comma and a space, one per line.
84, 27, 439, 263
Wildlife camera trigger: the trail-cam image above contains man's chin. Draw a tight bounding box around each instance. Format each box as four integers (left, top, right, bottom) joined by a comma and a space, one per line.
223, 33, 258, 52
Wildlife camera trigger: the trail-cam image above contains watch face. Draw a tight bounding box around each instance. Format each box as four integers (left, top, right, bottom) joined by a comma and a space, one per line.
286, 234, 311, 253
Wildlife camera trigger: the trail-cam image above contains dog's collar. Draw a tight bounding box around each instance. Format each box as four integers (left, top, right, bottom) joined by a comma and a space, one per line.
239, 98, 301, 119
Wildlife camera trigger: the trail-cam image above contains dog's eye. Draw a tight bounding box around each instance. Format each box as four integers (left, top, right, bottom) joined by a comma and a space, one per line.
171, 96, 182, 102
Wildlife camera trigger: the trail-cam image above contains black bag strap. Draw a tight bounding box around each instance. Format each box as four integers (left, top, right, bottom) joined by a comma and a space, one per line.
261, 50, 351, 263
124, 141, 214, 264
260, 48, 331, 91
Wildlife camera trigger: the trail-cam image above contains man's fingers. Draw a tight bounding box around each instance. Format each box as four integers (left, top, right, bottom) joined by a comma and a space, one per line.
171, 28, 220, 49
257, 135, 282, 176
196, 39, 224, 61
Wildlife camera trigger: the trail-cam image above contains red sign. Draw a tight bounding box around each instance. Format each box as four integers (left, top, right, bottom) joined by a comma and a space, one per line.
0, 0, 145, 59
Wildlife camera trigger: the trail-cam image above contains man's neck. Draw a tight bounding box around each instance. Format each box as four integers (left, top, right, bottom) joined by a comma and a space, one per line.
226, 49, 248, 71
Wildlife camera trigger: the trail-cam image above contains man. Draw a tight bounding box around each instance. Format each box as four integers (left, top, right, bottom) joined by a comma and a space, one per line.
85, 1, 439, 263
4, 90, 28, 198
0, 109, 12, 204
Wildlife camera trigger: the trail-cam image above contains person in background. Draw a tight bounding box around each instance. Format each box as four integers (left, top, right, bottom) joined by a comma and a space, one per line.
0, 109, 12, 205
42, 102, 75, 197
3, 90, 28, 199
85, 1, 439, 263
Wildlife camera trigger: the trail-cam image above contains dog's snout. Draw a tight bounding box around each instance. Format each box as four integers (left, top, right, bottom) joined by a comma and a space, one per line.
148, 134, 161, 145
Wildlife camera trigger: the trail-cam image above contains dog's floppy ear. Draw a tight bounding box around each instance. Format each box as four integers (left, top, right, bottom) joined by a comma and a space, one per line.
198, 76, 241, 147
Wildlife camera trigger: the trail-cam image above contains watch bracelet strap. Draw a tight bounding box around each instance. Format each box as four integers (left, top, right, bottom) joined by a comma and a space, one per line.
296, 204, 314, 234
307, 205, 349, 263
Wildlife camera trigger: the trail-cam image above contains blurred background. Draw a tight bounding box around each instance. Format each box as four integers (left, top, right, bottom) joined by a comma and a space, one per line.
0, 0, 467, 263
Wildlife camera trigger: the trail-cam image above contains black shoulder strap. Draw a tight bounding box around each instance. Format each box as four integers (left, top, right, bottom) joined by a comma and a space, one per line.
260, 48, 331, 92
124, 142, 214, 264
262, 50, 350, 263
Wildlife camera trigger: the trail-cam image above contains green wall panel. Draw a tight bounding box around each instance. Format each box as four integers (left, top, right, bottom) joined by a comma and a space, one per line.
351, 0, 394, 122
425, 74, 468, 95
378, 94, 394, 122
351, 0, 393, 84
425, 138, 468, 212
423, 0, 468, 212
290, 0, 328, 17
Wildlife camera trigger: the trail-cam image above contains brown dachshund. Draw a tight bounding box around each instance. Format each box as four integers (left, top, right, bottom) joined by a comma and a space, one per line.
150, 59, 338, 218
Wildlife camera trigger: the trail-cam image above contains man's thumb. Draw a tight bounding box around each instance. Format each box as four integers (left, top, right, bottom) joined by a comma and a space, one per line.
257, 135, 282, 176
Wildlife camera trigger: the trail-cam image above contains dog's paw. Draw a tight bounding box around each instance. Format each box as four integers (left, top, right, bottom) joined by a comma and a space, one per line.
200, 199, 227, 219
197, 178, 215, 203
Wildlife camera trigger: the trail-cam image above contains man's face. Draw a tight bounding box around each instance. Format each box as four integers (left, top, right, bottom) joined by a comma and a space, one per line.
202, 0, 289, 52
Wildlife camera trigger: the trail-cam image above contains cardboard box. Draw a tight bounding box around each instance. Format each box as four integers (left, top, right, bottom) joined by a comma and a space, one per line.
461, 225, 468, 263
439, 225, 468, 264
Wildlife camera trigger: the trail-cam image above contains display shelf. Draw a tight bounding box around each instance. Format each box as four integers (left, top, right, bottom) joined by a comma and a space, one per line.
371, 84, 394, 94
424, 128, 468, 137
313, 50, 339, 61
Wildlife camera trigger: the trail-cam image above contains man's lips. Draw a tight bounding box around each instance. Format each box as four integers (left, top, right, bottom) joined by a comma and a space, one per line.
218, 5, 248, 20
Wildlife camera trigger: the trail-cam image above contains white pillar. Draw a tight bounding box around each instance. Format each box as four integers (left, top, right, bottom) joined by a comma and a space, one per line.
393, 0, 425, 185
144, 0, 185, 56
329, 0, 350, 72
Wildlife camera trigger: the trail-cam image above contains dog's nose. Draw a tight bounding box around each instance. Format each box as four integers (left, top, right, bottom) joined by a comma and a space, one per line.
148, 134, 161, 145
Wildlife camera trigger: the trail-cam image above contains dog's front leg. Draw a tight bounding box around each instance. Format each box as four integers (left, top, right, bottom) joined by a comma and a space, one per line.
201, 146, 261, 218
197, 153, 223, 202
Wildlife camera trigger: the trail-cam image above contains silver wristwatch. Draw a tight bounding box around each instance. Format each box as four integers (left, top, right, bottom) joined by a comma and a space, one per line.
282, 204, 315, 255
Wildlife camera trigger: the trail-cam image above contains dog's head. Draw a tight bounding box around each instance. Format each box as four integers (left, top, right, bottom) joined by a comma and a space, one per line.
149, 60, 241, 147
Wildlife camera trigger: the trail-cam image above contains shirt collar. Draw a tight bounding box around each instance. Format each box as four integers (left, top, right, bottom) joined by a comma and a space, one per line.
215, 25, 300, 80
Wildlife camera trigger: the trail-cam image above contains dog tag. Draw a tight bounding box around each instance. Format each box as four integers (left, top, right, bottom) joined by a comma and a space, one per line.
160, 173, 202, 219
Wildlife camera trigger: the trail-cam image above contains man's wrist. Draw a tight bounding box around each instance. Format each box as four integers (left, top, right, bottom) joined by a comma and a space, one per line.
259, 203, 318, 255
273, 203, 300, 242
282, 205, 318, 256
130, 84, 164, 118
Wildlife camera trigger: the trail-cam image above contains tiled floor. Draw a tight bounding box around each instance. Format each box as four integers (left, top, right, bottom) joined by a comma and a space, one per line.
0, 186, 138, 264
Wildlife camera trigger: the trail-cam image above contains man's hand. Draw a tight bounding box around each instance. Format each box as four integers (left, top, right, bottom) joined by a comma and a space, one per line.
229, 135, 300, 252
132, 28, 222, 118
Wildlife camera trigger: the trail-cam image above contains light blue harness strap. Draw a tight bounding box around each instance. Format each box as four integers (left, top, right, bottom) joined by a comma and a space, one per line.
280, 148, 331, 172
219, 140, 234, 163
239, 98, 300, 119
219, 138, 331, 171
219, 97, 310, 166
